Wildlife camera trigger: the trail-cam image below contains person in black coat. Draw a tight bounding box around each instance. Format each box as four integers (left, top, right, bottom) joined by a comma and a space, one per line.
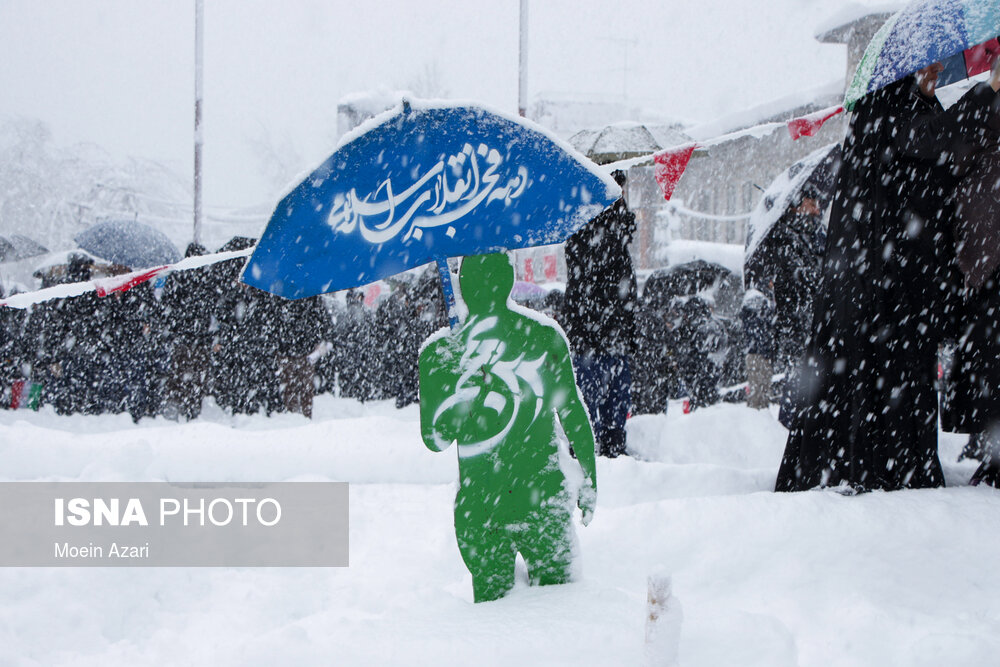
563, 170, 637, 457
332, 289, 378, 402
949, 270, 1000, 486
753, 191, 827, 377
776, 64, 1000, 492
941, 62, 1000, 486
1, 309, 26, 408
50, 256, 106, 415
108, 281, 165, 422
218, 282, 283, 415
374, 283, 421, 408
274, 295, 328, 418
741, 289, 775, 409
0, 290, 27, 408
312, 300, 340, 397
20, 300, 61, 411
630, 296, 678, 415
540, 288, 565, 328
674, 296, 722, 410
209, 237, 280, 415
161, 243, 215, 420
409, 267, 449, 401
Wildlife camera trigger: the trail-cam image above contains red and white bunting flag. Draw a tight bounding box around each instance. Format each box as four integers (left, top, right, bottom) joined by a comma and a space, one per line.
94, 265, 170, 297
653, 142, 699, 202
651, 105, 845, 200
543, 254, 558, 282
787, 104, 843, 141
0, 247, 254, 309
523, 257, 535, 283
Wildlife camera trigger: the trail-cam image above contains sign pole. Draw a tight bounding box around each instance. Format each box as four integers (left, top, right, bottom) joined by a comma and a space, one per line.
518, 0, 528, 117
435, 257, 460, 330
193, 0, 204, 245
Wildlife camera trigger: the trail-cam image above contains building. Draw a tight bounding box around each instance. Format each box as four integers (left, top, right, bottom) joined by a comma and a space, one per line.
619, 8, 893, 270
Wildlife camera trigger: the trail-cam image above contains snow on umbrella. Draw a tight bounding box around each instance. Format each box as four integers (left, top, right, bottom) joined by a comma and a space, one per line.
242, 99, 619, 326
643, 260, 738, 312
568, 122, 663, 165
0, 234, 48, 263
845, 0, 1000, 110
75, 220, 182, 269
744, 142, 840, 268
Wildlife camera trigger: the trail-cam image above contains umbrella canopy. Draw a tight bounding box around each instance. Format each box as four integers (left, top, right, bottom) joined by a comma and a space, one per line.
243, 99, 619, 302
744, 143, 841, 266
0, 234, 48, 263
643, 260, 739, 312
845, 0, 1000, 110
568, 122, 664, 165
75, 220, 182, 269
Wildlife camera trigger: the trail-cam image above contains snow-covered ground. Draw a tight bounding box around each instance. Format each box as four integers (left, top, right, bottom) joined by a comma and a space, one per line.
1, 398, 997, 666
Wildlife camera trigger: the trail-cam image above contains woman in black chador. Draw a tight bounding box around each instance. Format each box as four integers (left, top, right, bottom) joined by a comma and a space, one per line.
776, 63, 1000, 492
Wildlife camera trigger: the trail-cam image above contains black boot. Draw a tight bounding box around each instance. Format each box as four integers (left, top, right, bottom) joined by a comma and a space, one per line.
970, 460, 1000, 487
958, 433, 986, 463
970, 428, 1000, 487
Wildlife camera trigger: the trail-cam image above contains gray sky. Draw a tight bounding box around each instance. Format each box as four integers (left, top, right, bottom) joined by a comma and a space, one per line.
0, 0, 879, 209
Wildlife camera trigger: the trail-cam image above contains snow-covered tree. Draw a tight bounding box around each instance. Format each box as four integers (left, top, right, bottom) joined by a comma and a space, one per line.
0, 116, 190, 251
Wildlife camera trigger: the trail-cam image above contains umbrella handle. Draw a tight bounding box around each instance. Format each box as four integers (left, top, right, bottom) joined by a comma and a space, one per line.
436, 257, 460, 330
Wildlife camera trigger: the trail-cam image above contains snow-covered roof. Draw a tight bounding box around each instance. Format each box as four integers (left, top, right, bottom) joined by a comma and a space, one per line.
814, 2, 902, 42
686, 79, 843, 142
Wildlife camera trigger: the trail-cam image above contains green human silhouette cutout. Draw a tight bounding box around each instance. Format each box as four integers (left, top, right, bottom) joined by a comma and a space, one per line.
419, 252, 598, 603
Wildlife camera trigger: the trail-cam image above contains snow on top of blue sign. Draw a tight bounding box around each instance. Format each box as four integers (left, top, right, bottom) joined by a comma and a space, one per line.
247, 98, 624, 299
331, 97, 621, 201
270, 98, 620, 218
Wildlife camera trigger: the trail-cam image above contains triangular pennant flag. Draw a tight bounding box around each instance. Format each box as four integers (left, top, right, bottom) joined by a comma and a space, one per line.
94, 266, 169, 298
787, 105, 843, 141
653, 142, 698, 201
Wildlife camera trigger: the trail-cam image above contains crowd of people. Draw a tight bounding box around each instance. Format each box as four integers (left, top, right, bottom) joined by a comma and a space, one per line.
0, 226, 751, 432
777, 60, 1000, 491
0, 237, 450, 422
5, 58, 1000, 496
557, 54, 1000, 495
562, 171, 748, 457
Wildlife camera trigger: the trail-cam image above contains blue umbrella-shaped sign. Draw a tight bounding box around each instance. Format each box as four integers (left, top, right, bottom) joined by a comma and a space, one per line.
242, 99, 620, 325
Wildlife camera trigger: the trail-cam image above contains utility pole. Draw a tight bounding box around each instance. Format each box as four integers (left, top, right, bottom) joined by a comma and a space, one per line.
518, 0, 528, 117
599, 36, 638, 101
193, 0, 204, 245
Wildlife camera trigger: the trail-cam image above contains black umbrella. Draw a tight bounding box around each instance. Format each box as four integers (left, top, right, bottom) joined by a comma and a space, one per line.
744, 143, 840, 269
75, 220, 181, 269
0, 234, 49, 263
643, 260, 738, 312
